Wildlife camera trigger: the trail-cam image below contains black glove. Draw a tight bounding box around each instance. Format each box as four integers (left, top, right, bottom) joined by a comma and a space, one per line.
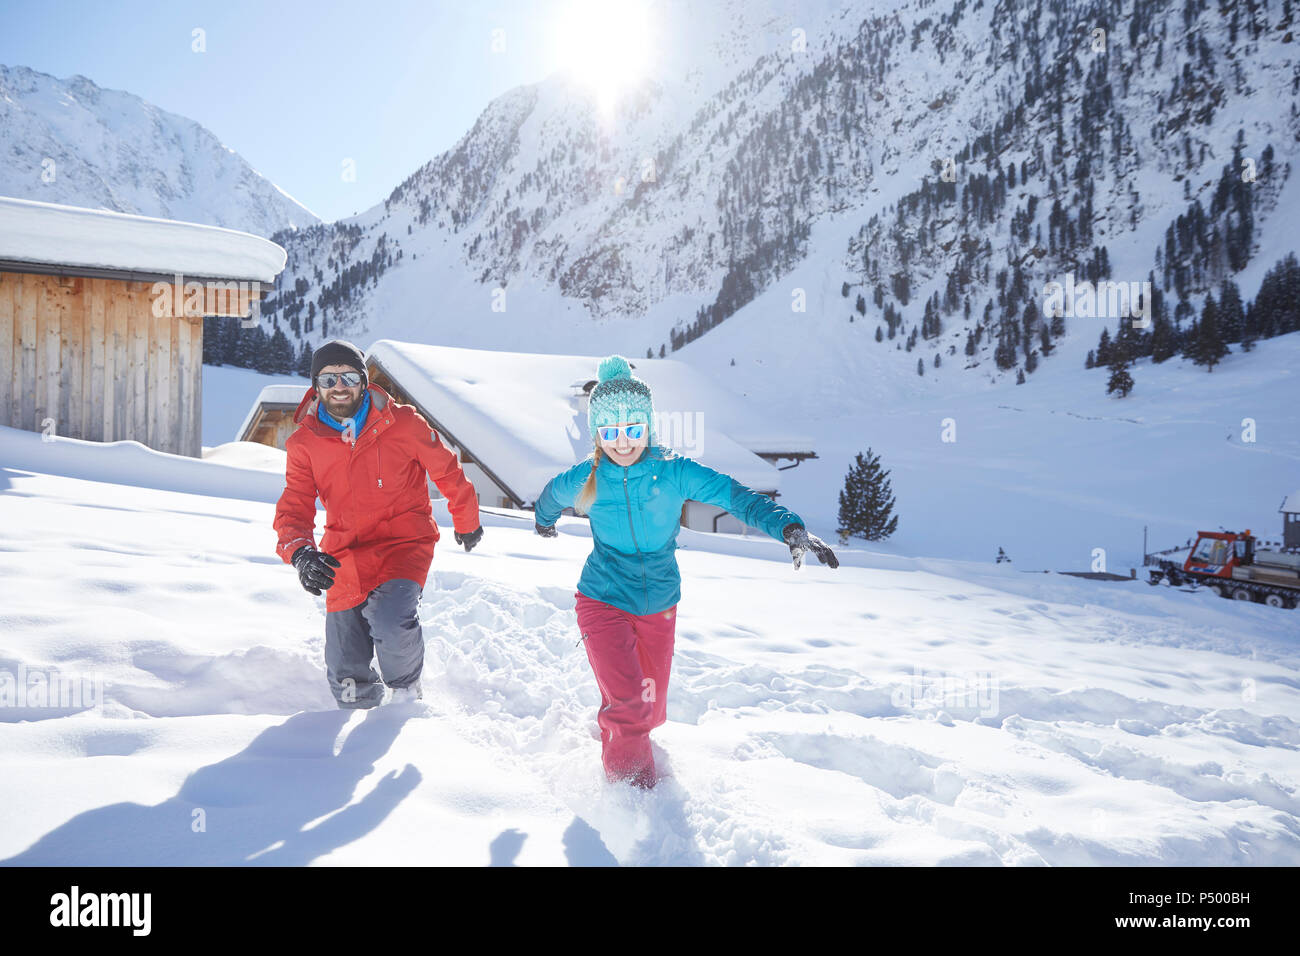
291, 545, 340, 595
782, 523, 839, 570
454, 526, 483, 552
535, 521, 558, 538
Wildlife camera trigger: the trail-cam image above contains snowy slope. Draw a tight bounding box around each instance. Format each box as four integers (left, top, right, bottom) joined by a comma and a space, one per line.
683, 298, 1300, 573
0, 64, 318, 237
1, 430, 1297, 865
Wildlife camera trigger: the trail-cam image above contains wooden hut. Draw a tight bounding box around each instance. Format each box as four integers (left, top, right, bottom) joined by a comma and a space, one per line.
236, 384, 312, 450
0, 196, 286, 456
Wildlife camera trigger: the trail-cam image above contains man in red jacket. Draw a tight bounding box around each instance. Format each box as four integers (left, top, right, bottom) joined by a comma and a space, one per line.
273, 340, 482, 708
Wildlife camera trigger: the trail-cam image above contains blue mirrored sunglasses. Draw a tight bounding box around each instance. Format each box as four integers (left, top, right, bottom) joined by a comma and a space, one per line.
598, 423, 647, 442
316, 371, 363, 389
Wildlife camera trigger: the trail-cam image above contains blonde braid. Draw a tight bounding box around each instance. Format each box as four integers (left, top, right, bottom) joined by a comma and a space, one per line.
574, 442, 602, 515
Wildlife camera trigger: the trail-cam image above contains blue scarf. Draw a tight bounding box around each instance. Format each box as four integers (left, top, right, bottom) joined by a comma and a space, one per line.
317, 388, 370, 438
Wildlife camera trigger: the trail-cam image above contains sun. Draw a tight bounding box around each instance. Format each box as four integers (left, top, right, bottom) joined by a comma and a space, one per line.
549, 0, 657, 115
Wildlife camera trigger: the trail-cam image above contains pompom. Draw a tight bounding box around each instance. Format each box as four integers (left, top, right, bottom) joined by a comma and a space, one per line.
596, 354, 633, 383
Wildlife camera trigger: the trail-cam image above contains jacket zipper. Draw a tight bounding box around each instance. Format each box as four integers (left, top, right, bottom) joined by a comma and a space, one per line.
321, 391, 385, 600
622, 467, 649, 614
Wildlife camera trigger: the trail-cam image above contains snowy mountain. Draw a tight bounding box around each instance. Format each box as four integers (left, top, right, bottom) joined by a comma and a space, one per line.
254, 0, 1298, 405
0, 64, 319, 237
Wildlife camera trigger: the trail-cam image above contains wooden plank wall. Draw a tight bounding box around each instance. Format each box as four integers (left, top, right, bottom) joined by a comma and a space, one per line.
246, 408, 299, 450
0, 271, 208, 456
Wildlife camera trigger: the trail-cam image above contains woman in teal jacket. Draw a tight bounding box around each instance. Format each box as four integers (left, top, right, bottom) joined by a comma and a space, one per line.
534, 355, 838, 788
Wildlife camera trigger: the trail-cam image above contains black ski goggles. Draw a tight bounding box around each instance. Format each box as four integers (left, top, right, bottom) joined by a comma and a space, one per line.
316, 371, 364, 389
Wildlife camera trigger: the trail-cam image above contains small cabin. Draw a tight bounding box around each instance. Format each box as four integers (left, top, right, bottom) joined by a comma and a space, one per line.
236, 384, 311, 450
0, 196, 286, 456
1282, 491, 1300, 550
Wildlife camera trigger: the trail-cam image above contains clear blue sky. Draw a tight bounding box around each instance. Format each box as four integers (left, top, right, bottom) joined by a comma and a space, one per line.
0, 0, 567, 222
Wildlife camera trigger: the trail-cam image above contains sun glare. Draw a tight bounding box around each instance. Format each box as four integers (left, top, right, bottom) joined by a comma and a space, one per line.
550, 0, 657, 114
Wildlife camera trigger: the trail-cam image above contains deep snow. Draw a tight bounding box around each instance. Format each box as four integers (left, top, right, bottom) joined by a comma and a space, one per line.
0, 426, 1296, 865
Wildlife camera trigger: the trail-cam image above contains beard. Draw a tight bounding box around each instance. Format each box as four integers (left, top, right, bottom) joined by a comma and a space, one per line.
322, 390, 362, 420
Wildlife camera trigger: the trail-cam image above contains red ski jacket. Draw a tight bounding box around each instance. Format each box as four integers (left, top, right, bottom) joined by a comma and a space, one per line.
273, 383, 480, 612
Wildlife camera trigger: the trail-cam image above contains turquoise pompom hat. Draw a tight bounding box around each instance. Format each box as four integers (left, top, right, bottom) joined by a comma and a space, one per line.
587, 355, 656, 445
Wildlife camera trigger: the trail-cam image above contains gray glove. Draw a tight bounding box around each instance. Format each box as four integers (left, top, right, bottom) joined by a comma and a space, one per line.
782, 524, 839, 570
535, 521, 558, 538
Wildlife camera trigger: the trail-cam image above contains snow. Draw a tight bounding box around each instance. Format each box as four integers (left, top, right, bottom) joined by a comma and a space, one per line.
3, 0, 1299, 867
686, 313, 1300, 573
1, 427, 1297, 865
0, 196, 287, 283
365, 340, 803, 500
200, 325, 1300, 576
1281, 491, 1300, 516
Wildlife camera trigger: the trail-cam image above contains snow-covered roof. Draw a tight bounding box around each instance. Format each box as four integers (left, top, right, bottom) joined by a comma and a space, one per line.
364, 341, 811, 504
0, 195, 287, 283
606, 357, 815, 454
1281, 490, 1300, 514
236, 384, 310, 442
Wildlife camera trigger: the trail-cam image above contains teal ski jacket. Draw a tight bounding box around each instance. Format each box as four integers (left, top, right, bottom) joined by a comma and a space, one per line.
534, 445, 803, 615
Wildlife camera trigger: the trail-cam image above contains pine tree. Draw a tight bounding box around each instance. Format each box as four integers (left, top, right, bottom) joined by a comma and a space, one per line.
296, 342, 313, 378
917, 356, 924, 376
837, 449, 899, 542
994, 331, 1017, 370
1218, 279, 1244, 343
1021, 301, 1039, 347
202, 317, 223, 365
1150, 311, 1177, 362
1106, 357, 1134, 397
1096, 327, 1112, 365
219, 316, 240, 367
1050, 308, 1065, 338
1240, 301, 1258, 352
268, 326, 294, 374
1115, 314, 1141, 364
1190, 293, 1229, 371
250, 325, 274, 373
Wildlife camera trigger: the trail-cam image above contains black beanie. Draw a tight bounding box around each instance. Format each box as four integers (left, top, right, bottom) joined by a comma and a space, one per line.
310, 340, 368, 385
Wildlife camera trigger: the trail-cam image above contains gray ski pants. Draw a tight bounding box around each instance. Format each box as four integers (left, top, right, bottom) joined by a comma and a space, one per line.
324, 577, 424, 709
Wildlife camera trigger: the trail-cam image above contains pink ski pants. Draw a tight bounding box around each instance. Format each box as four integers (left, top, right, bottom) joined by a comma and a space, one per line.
575, 590, 678, 788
